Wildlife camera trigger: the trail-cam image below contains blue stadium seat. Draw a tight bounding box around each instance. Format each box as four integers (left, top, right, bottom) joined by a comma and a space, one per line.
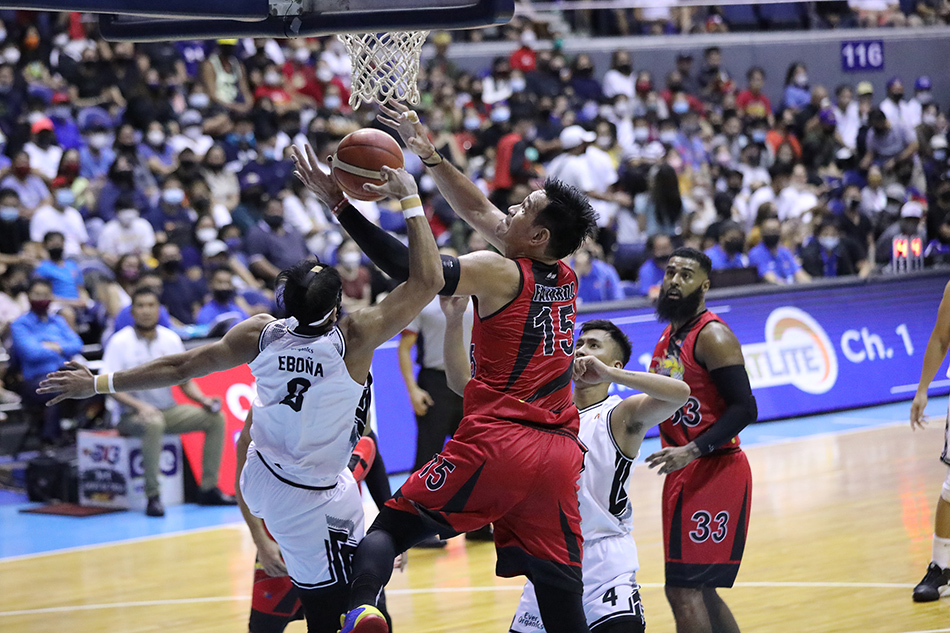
720, 4, 762, 30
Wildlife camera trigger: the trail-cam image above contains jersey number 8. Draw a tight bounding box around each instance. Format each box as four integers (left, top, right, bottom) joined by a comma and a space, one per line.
280, 378, 312, 412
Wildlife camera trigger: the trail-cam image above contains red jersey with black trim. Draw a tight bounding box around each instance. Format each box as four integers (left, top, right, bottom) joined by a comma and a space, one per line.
465, 257, 579, 432
649, 310, 739, 450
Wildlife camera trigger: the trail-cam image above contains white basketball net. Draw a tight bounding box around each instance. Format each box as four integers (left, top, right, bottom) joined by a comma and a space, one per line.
338, 31, 430, 109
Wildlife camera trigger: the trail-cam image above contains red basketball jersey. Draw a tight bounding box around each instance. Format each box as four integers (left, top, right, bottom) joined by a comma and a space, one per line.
465, 258, 578, 431
649, 310, 739, 450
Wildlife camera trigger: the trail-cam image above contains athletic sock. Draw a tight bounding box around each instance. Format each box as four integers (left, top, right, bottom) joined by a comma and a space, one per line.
932, 535, 950, 570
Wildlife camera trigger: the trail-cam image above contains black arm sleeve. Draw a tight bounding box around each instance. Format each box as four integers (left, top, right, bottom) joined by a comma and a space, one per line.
335, 203, 460, 295
691, 364, 757, 456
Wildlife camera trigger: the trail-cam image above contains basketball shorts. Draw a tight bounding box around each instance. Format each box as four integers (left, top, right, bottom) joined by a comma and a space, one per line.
386, 415, 586, 592
240, 448, 364, 589
510, 535, 645, 633
662, 449, 752, 588
942, 400, 950, 466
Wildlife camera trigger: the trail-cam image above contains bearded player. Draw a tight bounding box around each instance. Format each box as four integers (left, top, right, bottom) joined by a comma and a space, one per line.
644, 248, 757, 633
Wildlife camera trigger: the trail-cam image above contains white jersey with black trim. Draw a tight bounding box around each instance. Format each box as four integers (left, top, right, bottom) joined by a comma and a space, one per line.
578, 395, 640, 569
248, 318, 365, 488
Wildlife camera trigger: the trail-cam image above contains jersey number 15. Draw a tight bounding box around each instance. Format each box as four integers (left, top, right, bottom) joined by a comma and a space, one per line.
534, 304, 575, 356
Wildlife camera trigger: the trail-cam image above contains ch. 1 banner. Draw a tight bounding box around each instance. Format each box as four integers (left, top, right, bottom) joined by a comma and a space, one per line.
173, 272, 950, 482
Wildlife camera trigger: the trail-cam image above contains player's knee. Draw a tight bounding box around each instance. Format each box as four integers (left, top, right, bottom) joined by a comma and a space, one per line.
665, 584, 704, 610
940, 470, 950, 503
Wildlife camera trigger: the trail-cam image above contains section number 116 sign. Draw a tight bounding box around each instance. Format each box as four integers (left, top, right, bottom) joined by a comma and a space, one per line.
841, 40, 884, 72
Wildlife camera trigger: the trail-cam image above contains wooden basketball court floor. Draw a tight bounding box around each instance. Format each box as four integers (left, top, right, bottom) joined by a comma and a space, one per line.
2, 401, 950, 633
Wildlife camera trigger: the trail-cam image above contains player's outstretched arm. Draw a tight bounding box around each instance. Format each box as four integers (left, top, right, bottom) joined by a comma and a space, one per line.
377, 101, 509, 253
340, 168, 443, 382
37, 314, 272, 405
912, 280, 950, 430
235, 409, 287, 577
440, 295, 472, 396
575, 357, 690, 459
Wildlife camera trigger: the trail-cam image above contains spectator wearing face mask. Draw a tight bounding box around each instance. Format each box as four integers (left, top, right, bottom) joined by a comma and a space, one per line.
879, 77, 917, 130
171, 109, 214, 158
482, 57, 514, 106
24, 117, 63, 181
335, 239, 373, 313
837, 184, 875, 262
907, 76, 932, 130
254, 62, 298, 114
603, 50, 636, 99
79, 123, 116, 181
97, 193, 157, 267
200, 39, 253, 115
705, 221, 750, 270
146, 178, 196, 245
876, 200, 928, 264
1, 151, 51, 215
0, 188, 30, 267
736, 67, 773, 126
202, 143, 240, 212
570, 54, 602, 103
10, 278, 83, 445
155, 241, 205, 324
96, 156, 148, 223
196, 266, 248, 328
572, 246, 624, 304
782, 62, 811, 112
238, 135, 294, 199
861, 107, 919, 174
509, 28, 538, 73
748, 217, 810, 284
30, 186, 88, 258
801, 219, 867, 277
35, 231, 86, 305
0, 264, 29, 344
834, 84, 861, 151
244, 197, 310, 286
637, 234, 674, 299
140, 121, 178, 179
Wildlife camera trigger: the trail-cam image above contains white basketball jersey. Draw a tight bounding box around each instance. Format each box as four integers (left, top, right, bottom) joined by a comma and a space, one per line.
248, 318, 365, 488
578, 395, 639, 570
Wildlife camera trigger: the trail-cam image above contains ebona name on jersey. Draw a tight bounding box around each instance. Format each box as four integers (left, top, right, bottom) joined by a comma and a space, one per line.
532, 282, 575, 303
278, 355, 324, 377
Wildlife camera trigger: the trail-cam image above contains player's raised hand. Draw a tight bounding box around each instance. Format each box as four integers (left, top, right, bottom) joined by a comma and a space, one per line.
439, 295, 469, 321
361, 165, 418, 200
291, 143, 346, 210
911, 392, 930, 430
36, 361, 95, 405
573, 355, 612, 385
377, 101, 437, 159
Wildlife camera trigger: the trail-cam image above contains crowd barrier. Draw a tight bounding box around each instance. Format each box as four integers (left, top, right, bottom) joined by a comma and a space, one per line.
171, 271, 950, 488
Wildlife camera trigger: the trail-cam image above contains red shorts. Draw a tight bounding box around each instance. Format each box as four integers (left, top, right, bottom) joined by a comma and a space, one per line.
386, 415, 585, 592
662, 449, 752, 588
249, 565, 303, 633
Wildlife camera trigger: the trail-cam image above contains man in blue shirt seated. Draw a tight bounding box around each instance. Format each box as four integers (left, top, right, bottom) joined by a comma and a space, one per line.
34, 231, 85, 302
196, 266, 248, 331
572, 247, 624, 304
637, 234, 674, 299
747, 218, 811, 285
704, 221, 750, 270
11, 278, 83, 444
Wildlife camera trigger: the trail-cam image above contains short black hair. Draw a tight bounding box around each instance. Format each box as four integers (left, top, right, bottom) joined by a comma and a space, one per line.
28, 277, 52, 293
580, 319, 632, 367
276, 259, 343, 331
535, 179, 597, 259
131, 286, 160, 303
747, 66, 765, 81
869, 108, 887, 125
769, 162, 793, 181
43, 231, 64, 244
0, 187, 19, 202
670, 247, 712, 276
115, 191, 136, 211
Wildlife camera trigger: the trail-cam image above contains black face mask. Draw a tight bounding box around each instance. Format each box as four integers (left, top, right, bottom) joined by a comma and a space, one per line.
212, 288, 234, 304
668, 82, 683, 93
616, 63, 633, 75
264, 215, 283, 229
762, 234, 780, 249
113, 170, 134, 185
10, 281, 28, 295
656, 285, 704, 324
724, 237, 745, 255
161, 259, 181, 274
47, 247, 64, 261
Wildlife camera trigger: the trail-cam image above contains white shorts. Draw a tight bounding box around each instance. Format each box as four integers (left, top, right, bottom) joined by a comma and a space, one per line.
509, 535, 645, 633
240, 448, 364, 589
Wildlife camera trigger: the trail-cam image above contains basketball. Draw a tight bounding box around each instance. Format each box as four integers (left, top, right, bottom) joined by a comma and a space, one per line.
331, 129, 405, 201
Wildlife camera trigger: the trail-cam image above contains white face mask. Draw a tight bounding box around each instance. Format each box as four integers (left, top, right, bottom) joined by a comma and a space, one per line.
196, 227, 218, 243
794, 72, 808, 87
162, 188, 184, 205
294, 48, 310, 63
633, 127, 650, 142
117, 209, 138, 227
596, 135, 612, 149
264, 70, 281, 86
3, 47, 19, 64
89, 132, 110, 150
510, 77, 527, 92
317, 67, 334, 83
184, 126, 203, 140
147, 130, 165, 146
188, 93, 210, 110
340, 251, 361, 268
324, 95, 342, 110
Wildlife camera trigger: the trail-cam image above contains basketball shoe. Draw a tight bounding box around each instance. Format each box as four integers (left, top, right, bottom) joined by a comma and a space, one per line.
339, 605, 388, 633
913, 562, 950, 602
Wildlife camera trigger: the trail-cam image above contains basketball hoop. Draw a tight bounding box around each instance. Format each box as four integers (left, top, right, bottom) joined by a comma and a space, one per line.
338, 31, 429, 109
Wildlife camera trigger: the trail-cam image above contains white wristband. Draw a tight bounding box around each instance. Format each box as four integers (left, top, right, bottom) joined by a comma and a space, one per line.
400, 195, 425, 220
94, 372, 115, 394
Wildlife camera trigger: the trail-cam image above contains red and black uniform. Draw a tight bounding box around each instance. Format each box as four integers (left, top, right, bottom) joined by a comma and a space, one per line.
387, 258, 586, 592
249, 524, 303, 633
649, 310, 752, 588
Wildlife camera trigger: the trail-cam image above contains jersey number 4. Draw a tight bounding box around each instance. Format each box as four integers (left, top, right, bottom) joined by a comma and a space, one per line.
534, 304, 575, 356
280, 378, 311, 412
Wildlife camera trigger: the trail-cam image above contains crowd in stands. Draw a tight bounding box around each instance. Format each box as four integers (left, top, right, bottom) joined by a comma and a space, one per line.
0, 10, 947, 442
